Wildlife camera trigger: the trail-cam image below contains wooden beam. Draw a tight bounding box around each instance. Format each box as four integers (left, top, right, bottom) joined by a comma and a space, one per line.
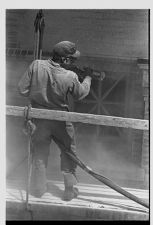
6, 105, 149, 130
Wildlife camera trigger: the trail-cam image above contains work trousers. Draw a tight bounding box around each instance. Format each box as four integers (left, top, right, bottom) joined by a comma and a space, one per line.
30, 118, 77, 193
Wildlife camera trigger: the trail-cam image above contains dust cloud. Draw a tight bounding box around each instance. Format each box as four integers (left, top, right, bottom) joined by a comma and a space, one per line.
6, 118, 144, 189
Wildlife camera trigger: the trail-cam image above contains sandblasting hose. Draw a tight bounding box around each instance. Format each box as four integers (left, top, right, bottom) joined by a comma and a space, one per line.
66, 152, 149, 209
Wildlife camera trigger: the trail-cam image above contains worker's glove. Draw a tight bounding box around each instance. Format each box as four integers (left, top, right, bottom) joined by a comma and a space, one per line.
83, 67, 94, 79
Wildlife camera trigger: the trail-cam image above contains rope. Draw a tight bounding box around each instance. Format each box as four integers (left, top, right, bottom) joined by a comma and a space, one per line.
23, 104, 36, 219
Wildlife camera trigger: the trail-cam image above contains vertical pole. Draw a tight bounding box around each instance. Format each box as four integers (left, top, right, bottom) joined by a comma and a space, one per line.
96, 77, 102, 137
26, 9, 45, 210
34, 10, 45, 60
138, 62, 149, 188
26, 136, 32, 209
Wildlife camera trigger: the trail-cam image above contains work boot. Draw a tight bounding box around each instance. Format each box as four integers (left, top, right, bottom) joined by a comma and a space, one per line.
63, 172, 79, 201
63, 186, 79, 201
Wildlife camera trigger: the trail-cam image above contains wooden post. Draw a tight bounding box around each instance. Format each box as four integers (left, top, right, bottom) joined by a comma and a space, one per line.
131, 64, 144, 164
138, 62, 149, 188
96, 78, 102, 137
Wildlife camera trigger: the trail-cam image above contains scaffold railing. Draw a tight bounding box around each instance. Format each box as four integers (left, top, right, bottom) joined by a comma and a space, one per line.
6, 104, 149, 209
6, 105, 149, 130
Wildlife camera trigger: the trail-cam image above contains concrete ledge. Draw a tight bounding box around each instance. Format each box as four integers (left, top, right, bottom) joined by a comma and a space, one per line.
6, 180, 149, 220
6, 200, 149, 221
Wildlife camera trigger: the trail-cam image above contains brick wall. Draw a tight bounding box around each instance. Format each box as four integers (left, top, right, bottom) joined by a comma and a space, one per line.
6, 9, 148, 59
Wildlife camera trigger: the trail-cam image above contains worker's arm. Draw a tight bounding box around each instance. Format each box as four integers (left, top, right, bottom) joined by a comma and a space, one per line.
68, 72, 92, 100
18, 61, 35, 97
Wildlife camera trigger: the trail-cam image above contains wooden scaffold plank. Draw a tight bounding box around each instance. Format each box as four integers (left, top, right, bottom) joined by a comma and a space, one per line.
6, 105, 149, 130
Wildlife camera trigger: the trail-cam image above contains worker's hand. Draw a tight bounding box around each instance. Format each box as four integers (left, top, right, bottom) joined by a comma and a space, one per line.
83, 67, 94, 79
100, 71, 106, 81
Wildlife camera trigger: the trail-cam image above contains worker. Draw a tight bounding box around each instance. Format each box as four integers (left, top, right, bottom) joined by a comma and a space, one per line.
18, 41, 93, 201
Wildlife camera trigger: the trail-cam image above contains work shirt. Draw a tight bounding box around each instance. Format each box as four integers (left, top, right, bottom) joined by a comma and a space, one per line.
18, 59, 91, 111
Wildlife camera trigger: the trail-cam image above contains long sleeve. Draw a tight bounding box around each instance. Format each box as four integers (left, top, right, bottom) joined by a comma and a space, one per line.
18, 62, 34, 97
69, 74, 92, 100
